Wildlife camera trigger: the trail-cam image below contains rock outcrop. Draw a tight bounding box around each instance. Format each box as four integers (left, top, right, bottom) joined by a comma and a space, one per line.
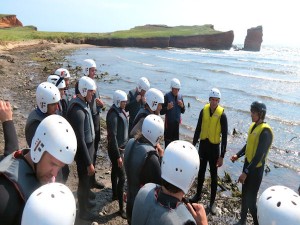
244, 26, 263, 51
85, 31, 234, 50
0, 15, 23, 28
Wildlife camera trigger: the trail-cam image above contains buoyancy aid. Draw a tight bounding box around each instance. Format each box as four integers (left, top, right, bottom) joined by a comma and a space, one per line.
245, 122, 273, 167
67, 97, 95, 143
0, 150, 40, 201
200, 104, 224, 144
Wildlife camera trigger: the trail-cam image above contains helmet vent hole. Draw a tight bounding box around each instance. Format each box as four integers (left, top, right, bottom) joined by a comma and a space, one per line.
37, 192, 42, 196
44, 132, 46, 136
60, 149, 62, 152
60, 190, 65, 194
51, 194, 55, 198
277, 202, 281, 207
66, 146, 69, 149
267, 196, 272, 200
291, 201, 297, 206
175, 168, 178, 171
66, 129, 69, 133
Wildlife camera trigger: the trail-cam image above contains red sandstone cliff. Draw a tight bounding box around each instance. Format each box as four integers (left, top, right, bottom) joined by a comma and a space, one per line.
85, 31, 234, 50
0, 15, 23, 28
244, 26, 263, 51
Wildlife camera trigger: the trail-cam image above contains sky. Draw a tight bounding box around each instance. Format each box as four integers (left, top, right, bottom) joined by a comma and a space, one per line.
1, 0, 299, 47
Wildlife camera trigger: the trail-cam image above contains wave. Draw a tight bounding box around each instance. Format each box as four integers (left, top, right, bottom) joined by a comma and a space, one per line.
207, 69, 300, 83
116, 55, 155, 67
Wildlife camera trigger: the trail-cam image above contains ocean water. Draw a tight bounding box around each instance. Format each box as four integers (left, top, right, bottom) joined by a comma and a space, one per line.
66, 46, 300, 192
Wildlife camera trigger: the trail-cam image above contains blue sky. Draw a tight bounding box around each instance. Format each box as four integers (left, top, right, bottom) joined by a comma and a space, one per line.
2, 0, 299, 47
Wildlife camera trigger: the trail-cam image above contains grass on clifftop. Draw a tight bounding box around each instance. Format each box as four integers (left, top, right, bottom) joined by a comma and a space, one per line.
0, 24, 222, 42
0, 14, 14, 18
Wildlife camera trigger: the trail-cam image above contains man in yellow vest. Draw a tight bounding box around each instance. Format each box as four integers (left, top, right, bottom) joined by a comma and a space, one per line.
190, 88, 228, 215
231, 101, 273, 225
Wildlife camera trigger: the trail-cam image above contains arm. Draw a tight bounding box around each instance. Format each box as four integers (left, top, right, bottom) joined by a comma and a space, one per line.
220, 112, 228, 158
25, 120, 40, 147
193, 110, 203, 146
0, 176, 23, 225
160, 95, 168, 115
68, 107, 93, 167
107, 112, 121, 159
0, 101, 19, 155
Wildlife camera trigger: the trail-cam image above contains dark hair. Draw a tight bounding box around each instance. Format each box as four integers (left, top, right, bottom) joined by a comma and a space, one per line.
162, 179, 182, 194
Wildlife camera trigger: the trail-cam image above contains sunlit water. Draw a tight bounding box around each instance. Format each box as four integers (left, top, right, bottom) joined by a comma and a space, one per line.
66, 45, 300, 192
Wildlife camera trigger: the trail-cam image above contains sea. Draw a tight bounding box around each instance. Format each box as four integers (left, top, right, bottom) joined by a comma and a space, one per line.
65, 45, 300, 193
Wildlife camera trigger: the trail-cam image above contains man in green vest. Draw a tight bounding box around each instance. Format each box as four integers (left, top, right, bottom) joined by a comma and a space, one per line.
231, 101, 273, 225
190, 88, 228, 215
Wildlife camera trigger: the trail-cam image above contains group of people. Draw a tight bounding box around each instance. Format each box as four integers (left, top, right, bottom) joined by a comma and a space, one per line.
0, 56, 299, 225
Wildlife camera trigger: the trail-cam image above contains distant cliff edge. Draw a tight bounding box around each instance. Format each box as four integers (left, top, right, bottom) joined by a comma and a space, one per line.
0, 14, 23, 28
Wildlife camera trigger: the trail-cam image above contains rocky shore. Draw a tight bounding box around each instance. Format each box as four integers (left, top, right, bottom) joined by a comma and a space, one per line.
0, 41, 254, 225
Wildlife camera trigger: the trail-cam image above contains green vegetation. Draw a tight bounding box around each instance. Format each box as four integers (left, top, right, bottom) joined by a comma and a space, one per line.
0, 24, 221, 42
0, 14, 14, 18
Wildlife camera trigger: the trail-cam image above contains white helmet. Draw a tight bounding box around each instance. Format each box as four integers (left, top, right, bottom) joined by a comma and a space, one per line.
257, 185, 300, 225
209, 88, 221, 99
113, 90, 127, 108
145, 88, 164, 111
137, 77, 150, 92
170, 78, 181, 89
31, 115, 77, 164
47, 75, 66, 89
78, 76, 96, 97
54, 68, 71, 79
21, 183, 76, 225
83, 59, 96, 76
161, 140, 199, 194
142, 114, 164, 146
36, 82, 60, 113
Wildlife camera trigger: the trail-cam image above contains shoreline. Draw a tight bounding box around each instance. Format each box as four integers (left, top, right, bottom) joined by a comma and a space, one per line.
0, 41, 258, 225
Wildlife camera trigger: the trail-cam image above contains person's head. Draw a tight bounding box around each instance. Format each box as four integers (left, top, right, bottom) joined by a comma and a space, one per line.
83, 59, 97, 78
142, 114, 164, 146
250, 101, 266, 123
47, 74, 66, 98
257, 185, 300, 225
30, 115, 77, 184
137, 77, 150, 96
78, 76, 96, 103
145, 88, 164, 114
170, 78, 181, 96
36, 82, 60, 115
209, 88, 221, 110
113, 90, 127, 109
54, 68, 71, 89
21, 183, 76, 225
161, 140, 199, 194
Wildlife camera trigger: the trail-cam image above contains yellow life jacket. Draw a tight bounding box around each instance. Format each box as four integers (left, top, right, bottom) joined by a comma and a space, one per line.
245, 122, 273, 167
200, 104, 224, 144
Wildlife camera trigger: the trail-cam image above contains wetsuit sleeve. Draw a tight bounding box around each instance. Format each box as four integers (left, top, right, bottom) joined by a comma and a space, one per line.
0, 176, 23, 225
236, 145, 246, 158
2, 121, 19, 156
68, 107, 93, 166
160, 94, 168, 115
107, 112, 121, 159
180, 98, 185, 114
220, 112, 228, 158
244, 128, 272, 174
140, 153, 161, 185
25, 120, 40, 147
193, 109, 203, 146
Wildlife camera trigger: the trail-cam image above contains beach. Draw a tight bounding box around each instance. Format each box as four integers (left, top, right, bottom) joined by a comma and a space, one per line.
0, 41, 269, 225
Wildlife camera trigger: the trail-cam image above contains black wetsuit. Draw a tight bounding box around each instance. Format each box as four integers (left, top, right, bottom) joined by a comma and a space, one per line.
236, 126, 273, 225
192, 109, 228, 206
67, 102, 94, 215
